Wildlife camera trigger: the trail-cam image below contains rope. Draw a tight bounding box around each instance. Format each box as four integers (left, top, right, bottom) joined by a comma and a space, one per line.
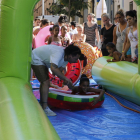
105, 92, 140, 113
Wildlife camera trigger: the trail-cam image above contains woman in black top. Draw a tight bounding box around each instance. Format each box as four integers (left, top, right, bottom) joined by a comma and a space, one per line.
101, 13, 116, 56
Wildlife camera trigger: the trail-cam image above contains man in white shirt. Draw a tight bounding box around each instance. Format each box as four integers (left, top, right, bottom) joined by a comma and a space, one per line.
31, 44, 81, 116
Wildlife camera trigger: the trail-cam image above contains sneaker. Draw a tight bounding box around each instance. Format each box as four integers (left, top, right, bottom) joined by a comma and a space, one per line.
44, 106, 57, 116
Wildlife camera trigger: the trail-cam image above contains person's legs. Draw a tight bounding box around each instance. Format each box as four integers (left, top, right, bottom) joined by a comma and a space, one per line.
40, 79, 50, 109
31, 64, 56, 116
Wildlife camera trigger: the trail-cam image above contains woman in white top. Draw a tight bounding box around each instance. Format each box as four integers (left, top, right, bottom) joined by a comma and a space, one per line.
121, 10, 138, 62
72, 24, 86, 43
113, 9, 128, 53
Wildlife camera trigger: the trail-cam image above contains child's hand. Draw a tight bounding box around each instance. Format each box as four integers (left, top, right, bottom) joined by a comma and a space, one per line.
91, 97, 99, 106
59, 85, 69, 91
53, 85, 61, 89
107, 59, 112, 62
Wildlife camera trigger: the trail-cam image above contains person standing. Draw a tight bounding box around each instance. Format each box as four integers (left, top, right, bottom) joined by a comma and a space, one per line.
121, 10, 138, 62
113, 9, 128, 53
100, 13, 116, 56
31, 44, 81, 116
83, 13, 99, 47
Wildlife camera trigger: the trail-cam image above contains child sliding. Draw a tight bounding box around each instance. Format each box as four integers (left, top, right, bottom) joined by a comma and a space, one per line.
71, 74, 105, 105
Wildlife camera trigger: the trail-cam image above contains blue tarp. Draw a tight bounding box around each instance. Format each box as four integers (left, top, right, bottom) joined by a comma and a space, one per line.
32, 79, 140, 140
48, 94, 140, 140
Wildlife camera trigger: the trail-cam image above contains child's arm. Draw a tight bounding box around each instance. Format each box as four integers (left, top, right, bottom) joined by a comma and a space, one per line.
107, 51, 121, 62
48, 36, 52, 44
83, 34, 86, 42
50, 82, 60, 89
72, 34, 76, 43
71, 86, 79, 94
45, 35, 50, 42
33, 28, 40, 35
113, 51, 121, 61
88, 88, 105, 105
107, 51, 120, 62
107, 59, 119, 62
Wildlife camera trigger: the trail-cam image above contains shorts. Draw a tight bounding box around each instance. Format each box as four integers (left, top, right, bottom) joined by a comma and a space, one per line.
126, 47, 131, 56
31, 65, 49, 83
135, 48, 138, 58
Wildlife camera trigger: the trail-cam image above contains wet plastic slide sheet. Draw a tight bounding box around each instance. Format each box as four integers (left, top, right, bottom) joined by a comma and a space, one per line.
32, 80, 140, 140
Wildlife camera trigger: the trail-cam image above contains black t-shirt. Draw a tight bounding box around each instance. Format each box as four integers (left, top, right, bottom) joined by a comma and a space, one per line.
101, 24, 116, 47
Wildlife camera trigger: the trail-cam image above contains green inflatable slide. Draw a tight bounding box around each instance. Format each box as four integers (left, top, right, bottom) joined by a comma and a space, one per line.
0, 0, 60, 139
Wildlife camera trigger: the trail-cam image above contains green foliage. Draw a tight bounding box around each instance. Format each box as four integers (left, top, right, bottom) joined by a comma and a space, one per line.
47, 0, 90, 18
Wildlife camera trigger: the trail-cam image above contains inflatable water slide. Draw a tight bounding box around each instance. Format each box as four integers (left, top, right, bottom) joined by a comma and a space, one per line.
0, 0, 60, 139
92, 0, 140, 106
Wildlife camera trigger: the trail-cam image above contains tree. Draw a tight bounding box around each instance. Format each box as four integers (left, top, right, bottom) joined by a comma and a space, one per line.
47, 0, 90, 21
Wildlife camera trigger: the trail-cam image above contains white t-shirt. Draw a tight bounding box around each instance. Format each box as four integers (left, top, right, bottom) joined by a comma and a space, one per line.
31, 44, 68, 68
69, 28, 78, 38
33, 26, 40, 32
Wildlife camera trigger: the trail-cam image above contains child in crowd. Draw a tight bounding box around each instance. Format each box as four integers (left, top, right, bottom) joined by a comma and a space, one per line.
60, 26, 70, 47
106, 42, 122, 62
106, 42, 130, 62
50, 21, 54, 25
72, 24, 86, 44
45, 27, 53, 43
48, 25, 62, 46
71, 74, 105, 105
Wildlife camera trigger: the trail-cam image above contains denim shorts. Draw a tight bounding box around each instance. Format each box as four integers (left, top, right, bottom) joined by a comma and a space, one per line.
126, 47, 131, 55
135, 48, 138, 58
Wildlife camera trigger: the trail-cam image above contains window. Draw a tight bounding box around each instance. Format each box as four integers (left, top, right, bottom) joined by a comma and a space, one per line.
129, 1, 133, 10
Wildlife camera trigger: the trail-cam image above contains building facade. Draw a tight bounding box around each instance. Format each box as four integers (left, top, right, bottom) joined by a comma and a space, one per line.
34, 0, 54, 19
106, 0, 137, 23
34, 0, 137, 23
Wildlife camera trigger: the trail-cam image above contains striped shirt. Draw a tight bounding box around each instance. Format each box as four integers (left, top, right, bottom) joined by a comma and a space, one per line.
84, 22, 98, 47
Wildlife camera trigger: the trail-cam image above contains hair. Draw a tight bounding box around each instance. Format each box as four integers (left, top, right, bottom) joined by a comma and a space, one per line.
79, 74, 89, 85
71, 21, 77, 27
126, 10, 137, 20
106, 42, 116, 49
87, 13, 93, 17
35, 18, 40, 22
50, 21, 54, 25
52, 25, 59, 30
89, 13, 95, 18
49, 27, 53, 31
66, 22, 71, 26
61, 25, 67, 31
101, 13, 110, 19
58, 15, 68, 24
41, 19, 50, 25
64, 43, 81, 56
76, 24, 83, 29
116, 9, 125, 17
